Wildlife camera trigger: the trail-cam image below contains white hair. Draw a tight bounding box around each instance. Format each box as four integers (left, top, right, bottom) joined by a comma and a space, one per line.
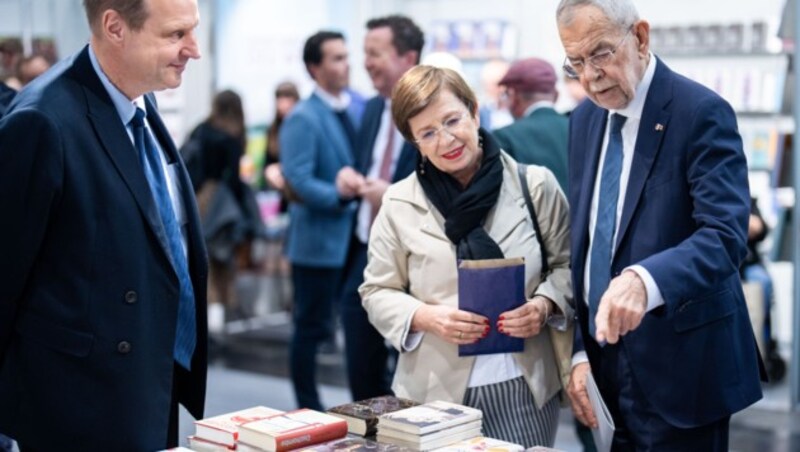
556, 0, 639, 30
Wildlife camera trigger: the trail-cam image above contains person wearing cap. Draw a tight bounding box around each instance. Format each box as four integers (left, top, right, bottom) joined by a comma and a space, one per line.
492, 57, 568, 192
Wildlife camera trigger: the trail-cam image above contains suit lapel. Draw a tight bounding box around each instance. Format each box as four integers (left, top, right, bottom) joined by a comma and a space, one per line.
309, 94, 353, 167
573, 107, 608, 273
77, 51, 173, 264
357, 97, 385, 175
615, 60, 673, 251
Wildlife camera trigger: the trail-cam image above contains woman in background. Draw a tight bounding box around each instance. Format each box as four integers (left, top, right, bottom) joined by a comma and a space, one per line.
185, 89, 249, 333
360, 66, 573, 448
263, 81, 300, 207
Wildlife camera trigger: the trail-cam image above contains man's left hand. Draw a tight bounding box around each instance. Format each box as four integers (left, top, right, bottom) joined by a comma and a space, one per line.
595, 270, 647, 344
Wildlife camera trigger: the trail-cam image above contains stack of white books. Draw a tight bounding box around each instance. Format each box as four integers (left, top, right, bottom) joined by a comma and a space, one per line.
376, 401, 483, 451
189, 406, 284, 451
430, 436, 523, 452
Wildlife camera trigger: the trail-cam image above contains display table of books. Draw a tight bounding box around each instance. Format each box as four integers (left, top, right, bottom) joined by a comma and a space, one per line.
176, 396, 562, 452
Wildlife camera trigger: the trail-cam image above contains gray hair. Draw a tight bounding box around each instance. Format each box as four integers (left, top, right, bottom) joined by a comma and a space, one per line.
556, 0, 639, 30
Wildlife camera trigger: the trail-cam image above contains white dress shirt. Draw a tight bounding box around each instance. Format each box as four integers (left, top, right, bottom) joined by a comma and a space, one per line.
575, 53, 664, 364
356, 99, 403, 244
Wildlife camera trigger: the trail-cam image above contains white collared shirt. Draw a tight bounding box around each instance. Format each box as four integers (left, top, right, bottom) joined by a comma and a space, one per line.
88, 45, 188, 255
356, 98, 403, 244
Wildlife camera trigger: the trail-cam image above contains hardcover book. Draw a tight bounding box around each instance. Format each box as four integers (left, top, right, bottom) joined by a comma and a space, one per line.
187, 435, 236, 451
296, 437, 415, 452
238, 408, 349, 452
327, 395, 420, 436
377, 423, 483, 451
377, 401, 482, 436
430, 436, 523, 452
457, 258, 525, 356
194, 406, 284, 447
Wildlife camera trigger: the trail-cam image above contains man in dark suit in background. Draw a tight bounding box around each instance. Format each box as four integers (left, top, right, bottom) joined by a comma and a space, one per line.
557, 0, 763, 449
280, 30, 362, 411
492, 57, 569, 192
0, 0, 207, 449
0, 81, 14, 117
336, 15, 424, 402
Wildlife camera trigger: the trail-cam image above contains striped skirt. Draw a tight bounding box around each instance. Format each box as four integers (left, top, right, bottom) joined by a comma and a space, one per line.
462, 376, 560, 448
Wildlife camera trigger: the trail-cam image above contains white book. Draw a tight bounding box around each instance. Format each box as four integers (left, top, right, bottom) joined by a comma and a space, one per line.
430, 435, 523, 452
378, 426, 483, 451
378, 401, 482, 435
586, 371, 615, 452
194, 406, 284, 446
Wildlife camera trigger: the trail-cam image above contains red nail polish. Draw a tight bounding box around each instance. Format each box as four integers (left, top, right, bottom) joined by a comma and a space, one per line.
484, 326, 490, 333
497, 322, 503, 329
499, 315, 505, 321
498, 327, 504, 333
483, 319, 490, 325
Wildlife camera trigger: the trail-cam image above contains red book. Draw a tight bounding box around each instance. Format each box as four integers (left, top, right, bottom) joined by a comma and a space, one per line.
238, 409, 348, 452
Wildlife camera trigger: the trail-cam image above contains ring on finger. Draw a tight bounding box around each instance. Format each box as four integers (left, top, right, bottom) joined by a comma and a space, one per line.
458, 331, 463, 339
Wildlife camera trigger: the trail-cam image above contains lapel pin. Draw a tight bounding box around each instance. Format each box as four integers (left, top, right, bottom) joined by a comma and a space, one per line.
655, 123, 664, 131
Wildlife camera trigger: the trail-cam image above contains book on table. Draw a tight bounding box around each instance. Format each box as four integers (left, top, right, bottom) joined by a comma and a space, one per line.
187, 435, 236, 451
238, 408, 348, 452
429, 436, 524, 452
457, 258, 525, 357
377, 400, 482, 436
327, 395, 420, 436
295, 436, 415, 451
377, 421, 482, 451
194, 406, 284, 448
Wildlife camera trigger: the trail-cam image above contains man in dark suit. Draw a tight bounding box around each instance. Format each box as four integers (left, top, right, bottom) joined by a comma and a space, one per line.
335, 15, 423, 402
556, 0, 763, 449
0, 0, 207, 449
493, 57, 569, 192
0, 81, 14, 117
280, 30, 362, 411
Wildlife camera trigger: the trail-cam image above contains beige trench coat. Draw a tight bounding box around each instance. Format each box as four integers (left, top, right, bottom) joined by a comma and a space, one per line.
359, 152, 573, 409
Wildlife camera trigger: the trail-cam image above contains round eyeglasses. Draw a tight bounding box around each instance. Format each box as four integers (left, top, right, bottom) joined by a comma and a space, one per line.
413, 112, 468, 148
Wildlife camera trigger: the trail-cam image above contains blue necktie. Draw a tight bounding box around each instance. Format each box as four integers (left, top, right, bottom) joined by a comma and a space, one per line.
130, 107, 196, 370
588, 113, 627, 340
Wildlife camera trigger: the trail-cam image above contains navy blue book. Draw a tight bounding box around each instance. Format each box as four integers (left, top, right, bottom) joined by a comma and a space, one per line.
457, 257, 525, 356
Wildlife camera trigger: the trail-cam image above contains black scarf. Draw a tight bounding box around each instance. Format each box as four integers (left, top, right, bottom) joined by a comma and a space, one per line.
418, 128, 504, 260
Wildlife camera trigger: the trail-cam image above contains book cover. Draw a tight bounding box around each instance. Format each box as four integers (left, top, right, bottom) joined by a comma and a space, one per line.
238, 408, 348, 452
457, 258, 525, 356
327, 395, 420, 436
296, 437, 415, 452
194, 406, 284, 446
430, 436, 523, 452
187, 435, 236, 451
377, 401, 482, 436
377, 425, 483, 450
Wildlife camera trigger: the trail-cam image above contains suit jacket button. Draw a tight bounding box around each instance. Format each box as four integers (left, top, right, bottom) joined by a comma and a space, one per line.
124, 291, 137, 304
117, 341, 132, 354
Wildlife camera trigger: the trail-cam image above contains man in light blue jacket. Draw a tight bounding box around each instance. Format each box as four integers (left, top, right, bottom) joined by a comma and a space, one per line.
280, 30, 361, 411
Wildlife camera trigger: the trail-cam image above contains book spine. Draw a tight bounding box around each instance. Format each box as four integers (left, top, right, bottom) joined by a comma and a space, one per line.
274, 421, 348, 452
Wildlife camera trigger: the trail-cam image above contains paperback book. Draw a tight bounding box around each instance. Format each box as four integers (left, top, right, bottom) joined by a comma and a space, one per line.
238, 408, 348, 452
327, 395, 420, 436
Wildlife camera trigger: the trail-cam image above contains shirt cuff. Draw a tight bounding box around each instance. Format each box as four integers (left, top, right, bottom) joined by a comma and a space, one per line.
626, 265, 664, 312
572, 351, 589, 367
401, 305, 424, 352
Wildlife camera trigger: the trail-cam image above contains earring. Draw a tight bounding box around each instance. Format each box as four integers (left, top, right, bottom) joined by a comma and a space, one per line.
478, 134, 484, 149
419, 155, 427, 175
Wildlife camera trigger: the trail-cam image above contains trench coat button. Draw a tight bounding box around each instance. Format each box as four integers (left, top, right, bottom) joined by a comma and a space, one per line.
124, 291, 137, 304
117, 341, 132, 354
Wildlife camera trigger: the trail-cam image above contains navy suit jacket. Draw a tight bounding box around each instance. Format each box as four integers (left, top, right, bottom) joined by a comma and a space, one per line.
280, 92, 361, 267
569, 58, 762, 428
0, 47, 208, 450
0, 81, 15, 117
355, 96, 417, 183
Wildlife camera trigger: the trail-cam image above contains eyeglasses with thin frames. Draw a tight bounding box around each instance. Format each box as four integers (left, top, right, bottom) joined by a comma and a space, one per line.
413, 112, 468, 149
562, 27, 633, 79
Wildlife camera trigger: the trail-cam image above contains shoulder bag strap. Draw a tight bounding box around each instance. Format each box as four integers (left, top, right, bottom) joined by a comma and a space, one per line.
517, 163, 549, 275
